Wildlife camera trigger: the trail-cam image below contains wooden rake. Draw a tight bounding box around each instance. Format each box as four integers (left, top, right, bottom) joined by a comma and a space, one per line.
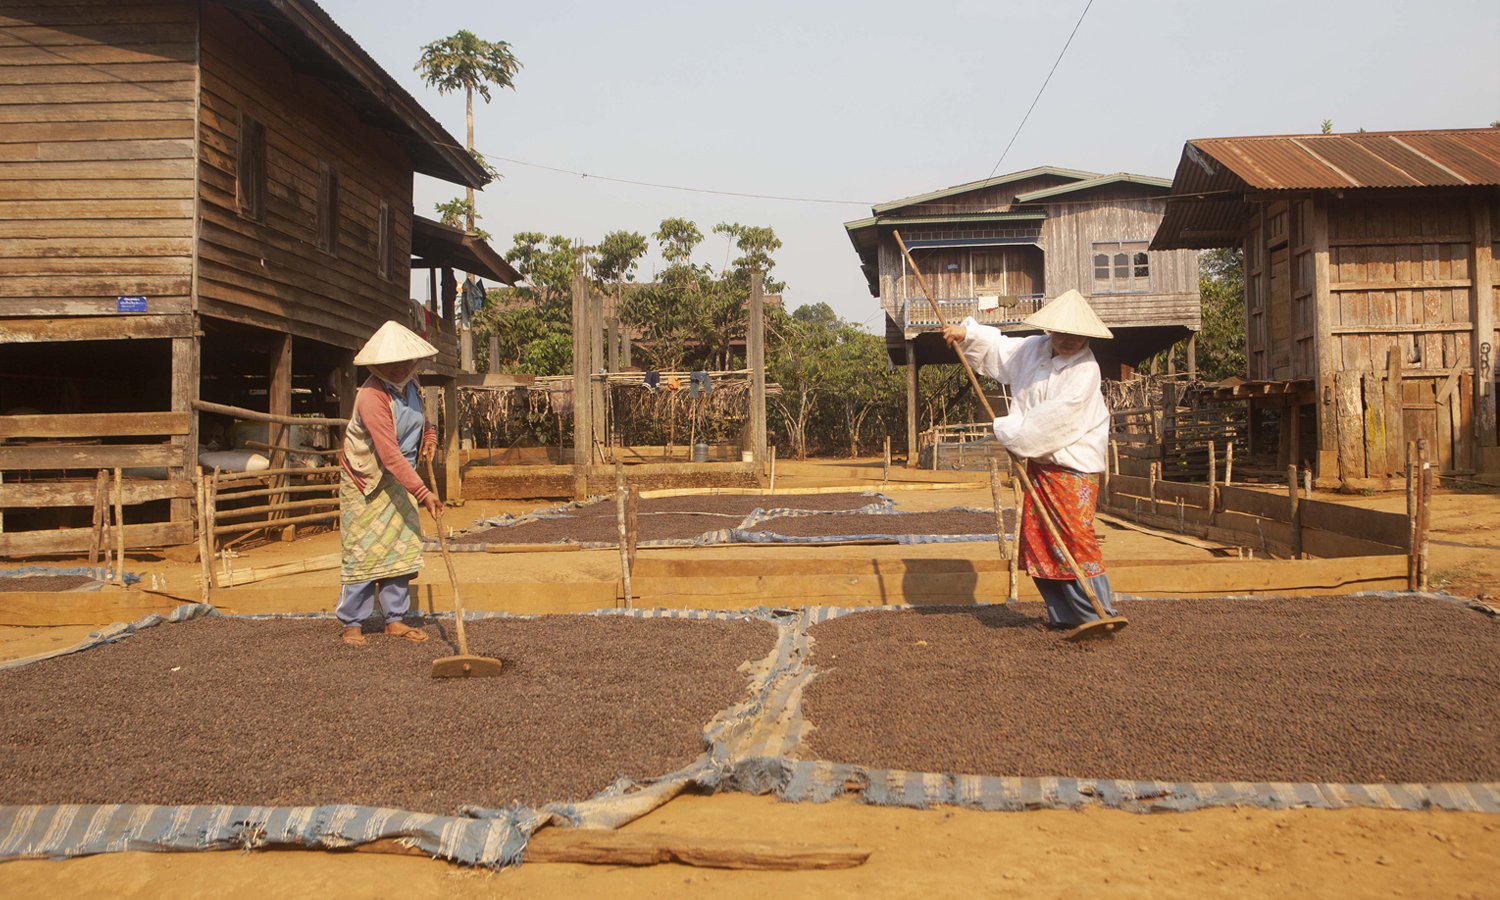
425, 457, 505, 677
894, 230, 1127, 640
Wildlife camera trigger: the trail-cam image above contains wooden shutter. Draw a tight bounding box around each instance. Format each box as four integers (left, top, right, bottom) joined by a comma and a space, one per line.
236, 113, 265, 221
317, 163, 339, 256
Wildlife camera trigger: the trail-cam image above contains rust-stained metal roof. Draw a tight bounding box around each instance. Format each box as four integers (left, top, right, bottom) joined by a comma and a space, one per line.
1152, 128, 1500, 250
1172, 128, 1500, 193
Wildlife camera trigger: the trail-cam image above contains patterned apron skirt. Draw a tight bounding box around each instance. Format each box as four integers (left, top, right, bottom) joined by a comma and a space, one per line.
1018, 461, 1106, 580
340, 471, 424, 584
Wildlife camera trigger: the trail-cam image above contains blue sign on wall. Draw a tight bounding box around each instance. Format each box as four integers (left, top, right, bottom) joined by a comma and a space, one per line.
117, 296, 148, 312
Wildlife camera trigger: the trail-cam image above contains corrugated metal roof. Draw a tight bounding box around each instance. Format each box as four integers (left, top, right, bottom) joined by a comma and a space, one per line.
1151, 128, 1500, 250
1013, 172, 1172, 203
870, 166, 1098, 213
1187, 128, 1500, 191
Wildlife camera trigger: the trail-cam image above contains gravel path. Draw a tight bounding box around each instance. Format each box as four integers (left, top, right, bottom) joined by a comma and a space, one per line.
0, 575, 95, 592
801, 596, 1500, 784
0, 615, 776, 813
752, 509, 1008, 538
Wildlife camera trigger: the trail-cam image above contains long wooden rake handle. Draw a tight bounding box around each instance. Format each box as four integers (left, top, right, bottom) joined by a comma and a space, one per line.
893, 230, 1111, 622
425, 457, 468, 656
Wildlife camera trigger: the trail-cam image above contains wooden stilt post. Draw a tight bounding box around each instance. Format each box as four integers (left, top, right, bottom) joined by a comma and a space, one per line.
112, 468, 125, 585
268, 332, 293, 540
1288, 465, 1302, 560
615, 462, 631, 609
572, 256, 591, 496
905, 340, 918, 468
1406, 441, 1418, 590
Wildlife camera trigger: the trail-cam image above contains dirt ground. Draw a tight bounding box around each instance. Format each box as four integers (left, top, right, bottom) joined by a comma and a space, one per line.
2, 796, 1496, 899
2, 458, 1497, 897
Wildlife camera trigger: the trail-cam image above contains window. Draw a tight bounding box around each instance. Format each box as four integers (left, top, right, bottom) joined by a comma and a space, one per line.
377, 200, 392, 281
1091, 240, 1150, 293
317, 163, 339, 256
236, 113, 266, 221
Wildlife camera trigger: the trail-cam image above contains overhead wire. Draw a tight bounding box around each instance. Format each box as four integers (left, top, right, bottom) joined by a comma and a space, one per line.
985, 0, 1094, 180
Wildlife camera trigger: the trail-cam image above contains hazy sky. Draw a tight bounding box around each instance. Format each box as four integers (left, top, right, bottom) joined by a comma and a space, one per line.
318, 0, 1500, 329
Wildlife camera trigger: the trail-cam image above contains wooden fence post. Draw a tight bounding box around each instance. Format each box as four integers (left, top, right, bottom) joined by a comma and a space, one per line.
112, 468, 125, 584
769, 445, 777, 493
1207, 440, 1217, 517
1009, 474, 1024, 604
883, 435, 891, 487
1288, 465, 1302, 560
1405, 441, 1418, 590
987, 458, 1009, 565
615, 462, 631, 609
195, 467, 212, 603
89, 469, 108, 566
1224, 441, 1234, 486
1418, 438, 1431, 590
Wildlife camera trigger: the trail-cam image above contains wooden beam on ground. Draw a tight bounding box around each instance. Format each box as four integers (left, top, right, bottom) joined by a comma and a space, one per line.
522, 828, 870, 870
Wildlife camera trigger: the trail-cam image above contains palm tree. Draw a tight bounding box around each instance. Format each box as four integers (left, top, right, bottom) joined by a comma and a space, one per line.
415, 30, 521, 232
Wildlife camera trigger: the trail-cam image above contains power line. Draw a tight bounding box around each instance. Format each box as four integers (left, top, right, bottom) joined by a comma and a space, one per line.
481, 153, 873, 206
986, 0, 1094, 180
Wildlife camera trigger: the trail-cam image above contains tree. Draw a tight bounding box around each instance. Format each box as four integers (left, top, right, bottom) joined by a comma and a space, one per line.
654, 218, 704, 269
416, 30, 521, 233
712, 222, 787, 293
433, 198, 490, 241
473, 232, 580, 376
826, 325, 901, 456
1194, 247, 1246, 381
766, 307, 838, 459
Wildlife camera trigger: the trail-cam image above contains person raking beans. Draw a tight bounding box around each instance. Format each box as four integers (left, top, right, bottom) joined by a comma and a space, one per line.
336, 321, 442, 645
941, 289, 1119, 629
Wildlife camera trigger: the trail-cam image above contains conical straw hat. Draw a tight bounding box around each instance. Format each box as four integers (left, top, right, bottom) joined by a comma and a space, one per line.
354, 320, 439, 366
1022, 289, 1114, 339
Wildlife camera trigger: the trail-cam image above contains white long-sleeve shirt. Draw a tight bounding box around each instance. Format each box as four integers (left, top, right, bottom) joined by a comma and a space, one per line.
955, 316, 1110, 473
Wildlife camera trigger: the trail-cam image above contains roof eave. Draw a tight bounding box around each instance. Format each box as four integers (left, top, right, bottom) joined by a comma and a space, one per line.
869, 166, 1099, 213
265, 0, 491, 189
1014, 172, 1173, 203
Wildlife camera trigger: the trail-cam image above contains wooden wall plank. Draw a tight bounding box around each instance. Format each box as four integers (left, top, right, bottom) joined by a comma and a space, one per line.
0, 443, 182, 469
1334, 370, 1366, 483
1361, 370, 1387, 476
1217, 484, 1290, 521
0, 479, 192, 507
0, 520, 192, 556
0, 313, 192, 341
1300, 499, 1409, 548
0, 411, 190, 438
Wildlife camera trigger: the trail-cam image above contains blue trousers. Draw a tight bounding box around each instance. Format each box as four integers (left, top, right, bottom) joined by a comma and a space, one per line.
1034, 574, 1117, 626
336, 576, 414, 626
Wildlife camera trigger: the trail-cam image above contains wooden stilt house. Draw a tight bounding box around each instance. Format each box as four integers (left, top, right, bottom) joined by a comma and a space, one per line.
0, 0, 506, 555
846, 167, 1202, 466
1151, 128, 1500, 487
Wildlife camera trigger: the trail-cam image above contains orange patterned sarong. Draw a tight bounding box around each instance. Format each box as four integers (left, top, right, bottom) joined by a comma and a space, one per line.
1018, 461, 1106, 580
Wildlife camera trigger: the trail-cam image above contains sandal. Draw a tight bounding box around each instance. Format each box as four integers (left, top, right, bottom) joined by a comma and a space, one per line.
385, 623, 429, 642
341, 627, 368, 646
